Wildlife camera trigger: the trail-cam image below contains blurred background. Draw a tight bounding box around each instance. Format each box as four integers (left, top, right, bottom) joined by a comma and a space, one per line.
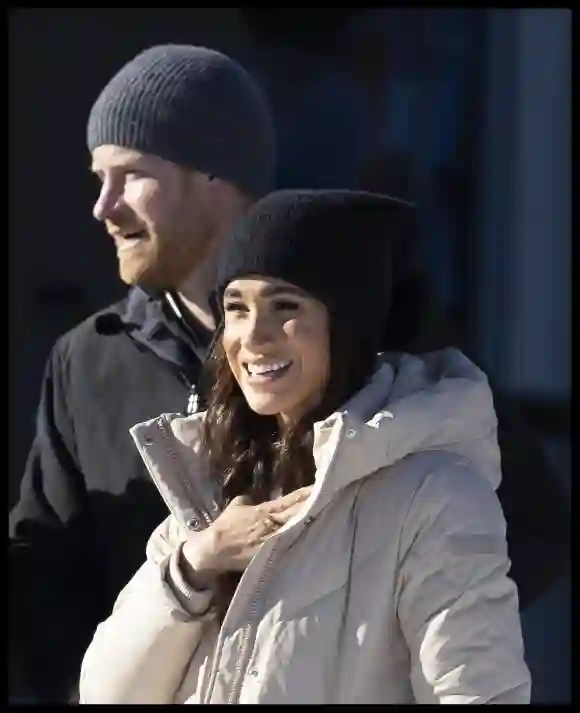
9, 8, 570, 703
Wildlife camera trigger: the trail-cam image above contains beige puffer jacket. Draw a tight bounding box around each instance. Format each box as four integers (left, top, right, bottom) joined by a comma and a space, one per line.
79, 348, 531, 704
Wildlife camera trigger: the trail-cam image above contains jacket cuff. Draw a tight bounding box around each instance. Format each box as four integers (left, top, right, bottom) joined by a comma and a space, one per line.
165, 543, 215, 619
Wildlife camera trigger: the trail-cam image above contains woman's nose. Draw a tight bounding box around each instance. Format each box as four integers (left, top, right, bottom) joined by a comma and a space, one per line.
243, 312, 276, 349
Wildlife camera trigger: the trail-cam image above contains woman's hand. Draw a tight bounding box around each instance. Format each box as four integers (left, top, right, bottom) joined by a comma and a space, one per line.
182, 486, 313, 583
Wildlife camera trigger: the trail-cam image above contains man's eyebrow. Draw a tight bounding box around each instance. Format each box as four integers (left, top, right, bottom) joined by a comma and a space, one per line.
90, 157, 148, 174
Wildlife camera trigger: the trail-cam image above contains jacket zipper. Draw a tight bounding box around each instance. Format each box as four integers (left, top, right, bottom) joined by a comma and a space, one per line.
171, 365, 200, 416
204, 495, 326, 702
202, 544, 279, 705
123, 325, 200, 418
157, 415, 214, 529
132, 417, 213, 532
227, 551, 278, 704
172, 367, 200, 416
163, 290, 208, 416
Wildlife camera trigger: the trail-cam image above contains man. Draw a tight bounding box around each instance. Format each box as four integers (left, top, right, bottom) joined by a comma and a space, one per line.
9, 44, 276, 703
10, 43, 569, 704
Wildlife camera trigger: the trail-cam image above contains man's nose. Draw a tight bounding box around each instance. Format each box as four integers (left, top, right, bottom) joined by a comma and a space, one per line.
93, 182, 123, 222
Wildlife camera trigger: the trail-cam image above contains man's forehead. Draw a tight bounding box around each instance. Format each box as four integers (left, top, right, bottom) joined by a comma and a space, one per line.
90, 145, 154, 171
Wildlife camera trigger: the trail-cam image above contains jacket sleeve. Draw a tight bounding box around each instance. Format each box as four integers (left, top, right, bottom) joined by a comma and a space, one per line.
79, 516, 216, 705
9, 340, 106, 703
396, 459, 532, 704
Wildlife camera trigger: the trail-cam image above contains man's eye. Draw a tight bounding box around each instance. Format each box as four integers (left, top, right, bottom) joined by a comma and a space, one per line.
224, 302, 247, 313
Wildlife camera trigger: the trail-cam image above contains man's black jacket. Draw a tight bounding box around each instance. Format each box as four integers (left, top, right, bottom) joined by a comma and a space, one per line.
9, 279, 570, 702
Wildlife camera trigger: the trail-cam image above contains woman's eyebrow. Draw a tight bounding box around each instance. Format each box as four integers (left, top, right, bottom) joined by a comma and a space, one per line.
223, 285, 308, 299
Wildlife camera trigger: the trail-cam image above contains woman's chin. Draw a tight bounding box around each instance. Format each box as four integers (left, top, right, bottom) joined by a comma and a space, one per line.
242, 391, 296, 419
245, 397, 284, 417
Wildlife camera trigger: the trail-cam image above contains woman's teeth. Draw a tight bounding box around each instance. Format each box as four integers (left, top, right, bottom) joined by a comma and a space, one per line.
246, 360, 292, 376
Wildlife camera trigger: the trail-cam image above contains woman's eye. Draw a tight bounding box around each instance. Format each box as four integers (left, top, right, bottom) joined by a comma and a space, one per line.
273, 300, 300, 312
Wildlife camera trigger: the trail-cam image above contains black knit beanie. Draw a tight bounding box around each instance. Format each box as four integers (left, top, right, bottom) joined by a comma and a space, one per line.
87, 44, 276, 198
213, 189, 415, 354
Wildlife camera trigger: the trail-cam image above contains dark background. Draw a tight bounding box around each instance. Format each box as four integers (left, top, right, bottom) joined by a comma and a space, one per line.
9, 8, 570, 703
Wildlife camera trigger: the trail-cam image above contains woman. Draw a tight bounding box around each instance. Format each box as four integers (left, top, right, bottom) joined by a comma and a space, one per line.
79, 190, 531, 704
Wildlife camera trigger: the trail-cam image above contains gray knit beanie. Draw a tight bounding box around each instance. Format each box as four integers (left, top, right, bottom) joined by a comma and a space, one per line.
87, 44, 276, 198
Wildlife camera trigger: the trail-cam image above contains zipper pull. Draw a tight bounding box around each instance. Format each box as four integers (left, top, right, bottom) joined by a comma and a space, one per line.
186, 387, 200, 415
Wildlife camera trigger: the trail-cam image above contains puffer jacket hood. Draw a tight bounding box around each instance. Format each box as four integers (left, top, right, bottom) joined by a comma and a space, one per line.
310, 347, 501, 503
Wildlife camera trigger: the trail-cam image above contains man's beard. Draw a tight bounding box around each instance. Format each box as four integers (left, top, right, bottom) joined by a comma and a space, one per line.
122, 225, 216, 291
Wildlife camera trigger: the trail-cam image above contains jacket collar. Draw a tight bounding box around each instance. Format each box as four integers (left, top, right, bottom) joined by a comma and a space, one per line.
130, 348, 501, 530
118, 287, 205, 386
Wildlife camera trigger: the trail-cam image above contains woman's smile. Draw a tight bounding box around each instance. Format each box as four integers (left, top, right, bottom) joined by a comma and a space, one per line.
243, 359, 293, 385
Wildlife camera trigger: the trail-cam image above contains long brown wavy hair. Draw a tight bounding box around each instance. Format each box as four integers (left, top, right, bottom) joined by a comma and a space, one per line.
201, 316, 378, 619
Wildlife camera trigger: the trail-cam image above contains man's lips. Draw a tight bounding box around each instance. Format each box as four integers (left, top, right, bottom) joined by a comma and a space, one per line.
113, 230, 148, 251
